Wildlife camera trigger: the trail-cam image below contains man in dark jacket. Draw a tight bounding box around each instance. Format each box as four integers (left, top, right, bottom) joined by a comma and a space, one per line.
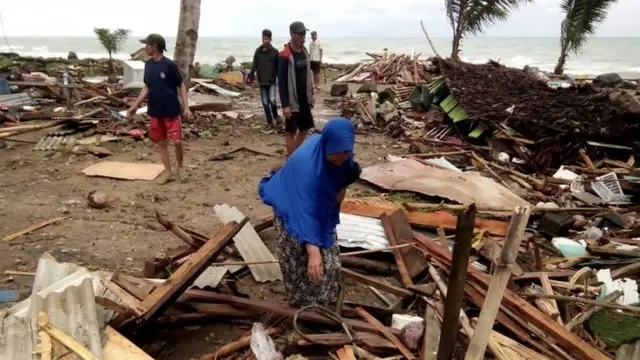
249, 29, 280, 128
278, 21, 314, 156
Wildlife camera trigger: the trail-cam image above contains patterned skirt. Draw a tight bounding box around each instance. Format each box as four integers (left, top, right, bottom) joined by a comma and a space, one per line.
274, 217, 342, 307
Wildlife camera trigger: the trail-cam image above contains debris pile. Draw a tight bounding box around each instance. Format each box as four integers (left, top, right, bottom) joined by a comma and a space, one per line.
0, 59, 250, 149
335, 52, 435, 84
434, 58, 640, 169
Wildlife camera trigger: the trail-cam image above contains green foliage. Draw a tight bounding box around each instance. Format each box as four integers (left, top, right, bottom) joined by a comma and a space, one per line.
445, 0, 533, 59
93, 28, 130, 56
559, 0, 617, 54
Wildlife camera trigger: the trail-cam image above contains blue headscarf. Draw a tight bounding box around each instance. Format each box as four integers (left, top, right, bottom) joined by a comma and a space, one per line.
259, 118, 356, 248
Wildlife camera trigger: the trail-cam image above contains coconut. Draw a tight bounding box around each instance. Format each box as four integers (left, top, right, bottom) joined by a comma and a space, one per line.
86, 190, 108, 209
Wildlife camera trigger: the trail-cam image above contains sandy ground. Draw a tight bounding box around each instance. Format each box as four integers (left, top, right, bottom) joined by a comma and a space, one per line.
0, 82, 408, 358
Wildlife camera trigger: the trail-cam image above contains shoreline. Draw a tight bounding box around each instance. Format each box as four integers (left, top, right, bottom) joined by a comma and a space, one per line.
1, 51, 638, 80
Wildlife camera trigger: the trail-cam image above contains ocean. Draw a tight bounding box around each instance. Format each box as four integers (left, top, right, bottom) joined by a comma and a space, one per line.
2, 36, 640, 77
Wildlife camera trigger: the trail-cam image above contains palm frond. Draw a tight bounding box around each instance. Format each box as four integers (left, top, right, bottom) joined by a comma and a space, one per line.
560, 0, 617, 54
463, 0, 534, 35
445, 0, 463, 32
93, 28, 131, 54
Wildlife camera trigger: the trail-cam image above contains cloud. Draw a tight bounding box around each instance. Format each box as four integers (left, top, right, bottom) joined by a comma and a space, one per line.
1, 0, 638, 37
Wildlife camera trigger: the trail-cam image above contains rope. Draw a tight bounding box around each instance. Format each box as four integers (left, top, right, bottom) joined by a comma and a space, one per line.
292, 304, 357, 347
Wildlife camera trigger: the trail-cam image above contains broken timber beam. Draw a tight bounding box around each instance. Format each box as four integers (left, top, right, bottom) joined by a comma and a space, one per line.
465, 206, 531, 360
185, 290, 402, 336
437, 204, 476, 360
342, 267, 413, 298
137, 219, 247, 325
414, 230, 611, 360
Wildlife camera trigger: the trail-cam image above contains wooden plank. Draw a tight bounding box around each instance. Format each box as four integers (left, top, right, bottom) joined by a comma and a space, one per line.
101, 279, 146, 317
515, 270, 575, 280
96, 296, 129, 314
381, 212, 413, 286
414, 232, 611, 360
139, 219, 247, 324
540, 273, 563, 325
103, 326, 153, 360
3, 216, 69, 242
386, 209, 428, 278
437, 204, 476, 360
423, 302, 441, 360
37, 312, 100, 360
342, 268, 413, 297
355, 307, 416, 360
465, 206, 531, 360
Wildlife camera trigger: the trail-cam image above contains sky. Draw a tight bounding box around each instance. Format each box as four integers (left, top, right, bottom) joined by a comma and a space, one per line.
1, 0, 639, 38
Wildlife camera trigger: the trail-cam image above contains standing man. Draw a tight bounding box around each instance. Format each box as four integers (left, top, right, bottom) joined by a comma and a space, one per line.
278, 21, 315, 156
127, 34, 192, 185
248, 29, 280, 129
309, 31, 323, 90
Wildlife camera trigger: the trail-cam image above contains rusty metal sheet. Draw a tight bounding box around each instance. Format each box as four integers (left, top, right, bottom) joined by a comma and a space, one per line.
341, 197, 510, 236
360, 159, 529, 209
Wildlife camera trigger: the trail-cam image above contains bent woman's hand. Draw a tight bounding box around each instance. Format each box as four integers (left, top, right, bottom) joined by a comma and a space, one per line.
306, 244, 323, 281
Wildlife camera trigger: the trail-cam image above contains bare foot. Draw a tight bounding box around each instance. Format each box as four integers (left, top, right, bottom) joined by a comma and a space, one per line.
156, 171, 174, 185
177, 168, 188, 183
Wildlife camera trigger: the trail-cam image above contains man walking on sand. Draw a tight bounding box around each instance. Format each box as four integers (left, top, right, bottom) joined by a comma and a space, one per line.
309, 31, 323, 90
248, 29, 281, 129
127, 34, 192, 185
278, 21, 315, 156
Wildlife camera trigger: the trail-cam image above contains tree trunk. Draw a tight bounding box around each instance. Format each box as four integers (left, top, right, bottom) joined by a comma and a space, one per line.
451, 33, 462, 61
554, 47, 568, 75
174, 0, 201, 88
108, 52, 114, 74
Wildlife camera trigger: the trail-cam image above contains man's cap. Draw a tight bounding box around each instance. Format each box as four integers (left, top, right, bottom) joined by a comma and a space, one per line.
140, 34, 167, 51
311, 30, 317, 35
289, 21, 308, 34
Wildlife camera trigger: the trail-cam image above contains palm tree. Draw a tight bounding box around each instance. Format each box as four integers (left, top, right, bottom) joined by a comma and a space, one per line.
553, 0, 617, 75
93, 28, 131, 73
445, 0, 533, 60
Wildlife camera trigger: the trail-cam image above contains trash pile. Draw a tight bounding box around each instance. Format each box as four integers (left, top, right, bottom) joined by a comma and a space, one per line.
335, 52, 434, 84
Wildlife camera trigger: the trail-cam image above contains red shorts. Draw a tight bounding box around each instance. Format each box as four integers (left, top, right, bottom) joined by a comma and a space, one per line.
149, 116, 182, 142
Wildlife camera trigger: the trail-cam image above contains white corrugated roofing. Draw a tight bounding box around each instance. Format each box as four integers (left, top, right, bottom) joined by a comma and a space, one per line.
0, 254, 118, 360
214, 204, 282, 282
337, 213, 390, 250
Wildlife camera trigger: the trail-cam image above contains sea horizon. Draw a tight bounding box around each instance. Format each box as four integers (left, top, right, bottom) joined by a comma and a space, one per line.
2, 36, 640, 77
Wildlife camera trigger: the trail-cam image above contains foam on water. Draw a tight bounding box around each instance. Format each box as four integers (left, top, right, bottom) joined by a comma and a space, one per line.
2, 37, 639, 77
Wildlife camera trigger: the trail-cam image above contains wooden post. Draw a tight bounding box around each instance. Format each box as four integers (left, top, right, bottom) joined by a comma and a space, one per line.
436, 204, 476, 360
464, 206, 531, 360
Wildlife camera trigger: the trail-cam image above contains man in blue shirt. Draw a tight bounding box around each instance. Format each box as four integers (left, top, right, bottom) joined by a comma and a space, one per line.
127, 34, 191, 184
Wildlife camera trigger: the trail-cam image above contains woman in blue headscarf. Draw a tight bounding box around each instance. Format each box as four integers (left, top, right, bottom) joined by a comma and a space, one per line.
259, 118, 361, 307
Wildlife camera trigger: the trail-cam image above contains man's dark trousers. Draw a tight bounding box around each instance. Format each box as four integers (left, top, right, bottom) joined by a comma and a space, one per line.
259, 84, 278, 124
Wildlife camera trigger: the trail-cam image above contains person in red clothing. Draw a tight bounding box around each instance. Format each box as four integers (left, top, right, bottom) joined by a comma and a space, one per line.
278, 21, 315, 156
127, 34, 192, 184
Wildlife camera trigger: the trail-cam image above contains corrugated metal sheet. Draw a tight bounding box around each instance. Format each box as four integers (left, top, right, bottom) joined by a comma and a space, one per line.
337, 213, 389, 250
33, 135, 77, 151
0, 93, 33, 108
192, 259, 245, 289
360, 158, 529, 209
214, 204, 282, 282
617, 340, 640, 360
1, 255, 118, 360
